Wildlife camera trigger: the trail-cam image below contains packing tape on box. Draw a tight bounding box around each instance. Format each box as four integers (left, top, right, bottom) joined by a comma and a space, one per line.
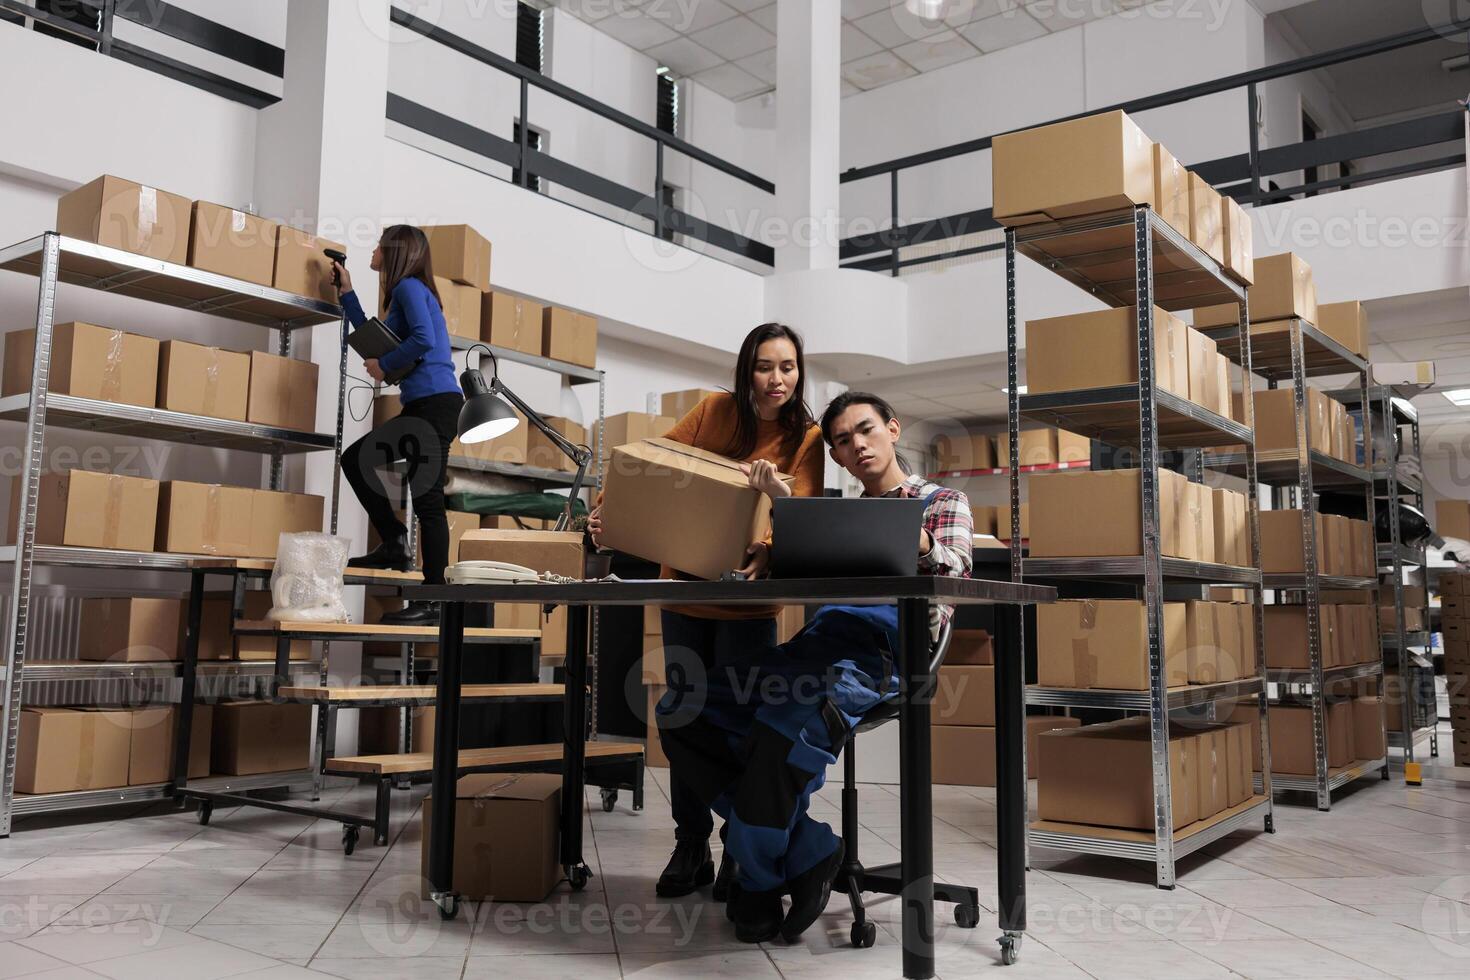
102, 475, 123, 550
101, 329, 125, 402
203, 348, 219, 417
138, 186, 157, 251
202, 484, 221, 555
231, 209, 246, 235
471, 775, 522, 806
1071, 599, 1100, 687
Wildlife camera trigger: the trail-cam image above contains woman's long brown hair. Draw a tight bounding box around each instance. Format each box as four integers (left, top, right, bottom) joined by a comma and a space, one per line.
378, 224, 442, 310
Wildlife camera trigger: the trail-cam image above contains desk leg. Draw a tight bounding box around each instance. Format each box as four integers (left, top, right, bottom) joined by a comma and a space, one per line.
560, 604, 592, 890
428, 599, 464, 920
898, 597, 935, 980
993, 604, 1026, 965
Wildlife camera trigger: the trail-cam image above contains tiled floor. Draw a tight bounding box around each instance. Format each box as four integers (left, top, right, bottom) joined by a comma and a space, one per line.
2, 768, 1469, 978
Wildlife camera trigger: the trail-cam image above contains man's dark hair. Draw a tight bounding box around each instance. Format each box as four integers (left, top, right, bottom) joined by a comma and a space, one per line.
820, 391, 898, 445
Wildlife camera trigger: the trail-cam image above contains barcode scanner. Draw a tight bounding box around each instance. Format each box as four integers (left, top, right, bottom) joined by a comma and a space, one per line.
324, 248, 347, 288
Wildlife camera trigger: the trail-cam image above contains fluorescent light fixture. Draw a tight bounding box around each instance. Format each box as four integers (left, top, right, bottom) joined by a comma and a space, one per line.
1444, 388, 1470, 406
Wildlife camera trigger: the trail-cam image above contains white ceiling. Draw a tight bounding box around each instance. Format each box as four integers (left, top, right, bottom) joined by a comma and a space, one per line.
550, 0, 1135, 102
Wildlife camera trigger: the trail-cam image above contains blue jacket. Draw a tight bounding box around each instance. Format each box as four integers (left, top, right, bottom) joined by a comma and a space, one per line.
341, 278, 460, 404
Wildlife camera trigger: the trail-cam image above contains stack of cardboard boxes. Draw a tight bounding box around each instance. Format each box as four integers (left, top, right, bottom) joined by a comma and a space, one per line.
1440, 570, 1470, 766
1228, 698, 1385, 775
930, 427, 1089, 539
1264, 603, 1378, 670
1257, 510, 1375, 577
1239, 387, 1357, 463
1194, 256, 1371, 362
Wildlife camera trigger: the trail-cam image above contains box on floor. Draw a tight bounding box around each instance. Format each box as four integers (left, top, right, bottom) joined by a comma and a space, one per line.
2, 321, 160, 408
421, 773, 561, 902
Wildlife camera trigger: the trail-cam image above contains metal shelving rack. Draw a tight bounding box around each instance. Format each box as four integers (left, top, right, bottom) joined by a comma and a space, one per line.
0, 232, 346, 837
1203, 320, 1386, 809
1330, 386, 1437, 764
1007, 207, 1273, 889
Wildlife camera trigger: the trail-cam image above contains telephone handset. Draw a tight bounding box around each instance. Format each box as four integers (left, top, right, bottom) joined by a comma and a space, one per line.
444, 560, 540, 585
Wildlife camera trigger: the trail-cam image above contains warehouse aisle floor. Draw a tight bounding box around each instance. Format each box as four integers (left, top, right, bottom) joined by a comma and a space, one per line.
1, 767, 1469, 978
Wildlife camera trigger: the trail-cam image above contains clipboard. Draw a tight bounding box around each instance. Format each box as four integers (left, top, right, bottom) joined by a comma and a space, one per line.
346, 317, 420, 385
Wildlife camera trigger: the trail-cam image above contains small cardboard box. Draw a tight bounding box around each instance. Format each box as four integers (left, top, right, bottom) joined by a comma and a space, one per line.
1212, 488, 1240, 568
644, 604, 663, 635
481, 291, 544, 355
525, 416, 588, 473
15, 707, 133, 794
247, 351, 319, 433
1036, 599, 1187, 689
661, 388, 721, 421
1211, 353, 1232, 420
947, 629, 993, 665
1270, 702, 1353, 774
1036, 720, 1197, 831
1196, 726, 1230, 819
599, 438, 791, 581
435, 277, 482, 342
1321, 513, 1350, 578
1029, 468, 1193, 559
1187, 173, 1224, 265
1264, 605, 1329, 670
421, 773, 562, 902
56, 175, 191, 264
1184, 601, 1220, 684
1190, 481, 1215, 565
1024, 306, 1188, 397
1316, 301, 1370, 359
157, 341, 250, 421
972, 506, 997, 536
1249, 388, 1333, 456
543, 307, 597, 368
992, 110, 1155, 225
1225, 720, 1252, 804
494, 602, 542, 633
1258, 509, 1324, 574
1251, 253, 1317, 325
997, 429, 1058, 467
3, 321, 160, 408
458, 529, 584, 579
1221, 195, 1253, 284
932, 725, 996, 786
1186, 326, 1218, 411
7, 469, 160, 552
1435, 500, 1470, 543
423, 224, 492, 291
931, 665, 994, 727
1153, 143, 1190, 236
248, 489, 324, 559
156, 480, 256, 558
995, 502, 1029, 541
188, 202, 279, 286
79, 597, 182, 662
931, 433, 995, 472
190, 589, 309, 661
272, 226, 345, 303
211, 701, 311, 775
596, 412, 675, 461
1327, 398, 1349, 462
1056, 428, 1090, 464
128, 705, 211, 784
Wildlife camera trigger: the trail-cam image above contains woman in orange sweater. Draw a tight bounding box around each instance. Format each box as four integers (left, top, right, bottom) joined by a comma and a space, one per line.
589, 322, 825, 899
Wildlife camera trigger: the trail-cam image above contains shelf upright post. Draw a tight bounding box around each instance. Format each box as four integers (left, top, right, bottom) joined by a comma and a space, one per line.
1003, 228, 1027, 866
1408, 406, 1435, 758
590, 370, 606, 736
270, 325, 291, 492
0, 233, 59, 838
1383, 391, 1413, 761
315, 312, 351, 801
1133, 209, 1176, 889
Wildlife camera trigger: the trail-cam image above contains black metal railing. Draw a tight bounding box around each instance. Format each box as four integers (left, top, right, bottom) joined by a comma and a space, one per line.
388, 7, 775, 267
841, 14, 1470, 276
0, 0, 283, 107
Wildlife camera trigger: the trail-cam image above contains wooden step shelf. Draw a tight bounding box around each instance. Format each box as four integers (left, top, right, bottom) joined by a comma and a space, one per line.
233, 620, 539, 644
277, 683, 565, 706
326, 740, 643, 776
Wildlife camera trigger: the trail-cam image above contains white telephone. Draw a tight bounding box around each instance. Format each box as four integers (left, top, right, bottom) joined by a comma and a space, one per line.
445, 560, 541, 585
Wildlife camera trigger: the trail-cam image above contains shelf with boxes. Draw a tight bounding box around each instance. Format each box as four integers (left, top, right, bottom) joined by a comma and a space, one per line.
996, 108, 1271, 889
929, 426, 1092, 541
1437, 570, 1470, 769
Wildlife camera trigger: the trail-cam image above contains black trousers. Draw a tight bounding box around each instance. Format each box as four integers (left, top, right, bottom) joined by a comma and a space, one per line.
341, 391, 462, 585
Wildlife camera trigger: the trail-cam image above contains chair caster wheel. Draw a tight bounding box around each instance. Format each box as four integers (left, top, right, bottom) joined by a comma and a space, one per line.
850, 921, 877, 948
600, 788, 617, 812
197, 801, 212, 826
568, 864, 592, 890
433, 893, 458, 920
999, 933, 1021, 965
342, 825, 359, 855
955, 904, 980, 929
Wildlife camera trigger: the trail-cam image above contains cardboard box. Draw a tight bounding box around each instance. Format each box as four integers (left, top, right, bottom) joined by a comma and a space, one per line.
249, 489, 324, 559
1349, 519, 1372, 577
644, 599, 663, 633
948, 629, 993, 666
525, 416, 588, 473
157, 341, 250, 421
358, 702, 434, 754
422, 773, 561, 902
661, 388, 721, 421
1224, 721, 1252, 804
778, 605, 806, 643
1251, 253, 1317, 325
457, 529, 584, 579
1184, 601, 1219, 684
641, 631, 666, 685
997, 429, 1059, 467
1036, 720, 1197, 831
1436, 500, 1470, 543
1024, 306, 1188, 397
1270, 702, 1353, 774
1187, 172, 1224, 265
1029, 468, 1193, 559
188, 202, 278, 285
1027, 716, 1082, 777
645, 685, 669, 768
1221, 196, 1253, 284
995, 502, 1029, 541
1264, 605, 1330, 670
56, 175, 191, 264
599, 438, 790, 581
1321, 513, 1349, 577
539, 603, 568, 659
596, 412, 675, 461
211, 701, 311, 775
1327, 398, 1349, 462
3, 321, 160, 408
1316, 301, 1370, 359
481, 291, 544, 355
931, 432, 994, 472
971, 505, 997, 536
1153, 143, 1190, 236
1056, 428, 1091, 464
79, 597, 182, 662
423, 224, 492, 291
1196, 726, 1229, 819
495, 602, 542, 633
1190, 481, 1215, 565
14, 707, 133, 794
7, 469, 160, 552
543, 307, 597, 368
1212, 352, 1232, 420
932, 665, 994, 727
1259, 509, 1324, 574
481, 515, 548, 532
1212, 488, 1240, 567
272, 226, 345, 303
1249, 388, 1334, 457
435, 277, 482, 342
156, 480, 255, 558
1036, 599, 1187, 689
247, 351, 319, 433
992, 110, 1155, 225
932, 725, 996, 786
1379, 605, 1425, 632
127, 705, 211, 785
193, 589, 310, 661
1186, 327, 1219, 411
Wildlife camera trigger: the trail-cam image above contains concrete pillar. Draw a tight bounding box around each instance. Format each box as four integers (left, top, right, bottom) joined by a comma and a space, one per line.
774, 0, 842, 273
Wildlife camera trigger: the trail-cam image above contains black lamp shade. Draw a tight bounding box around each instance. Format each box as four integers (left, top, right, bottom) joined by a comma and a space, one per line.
457, 368, 520, 444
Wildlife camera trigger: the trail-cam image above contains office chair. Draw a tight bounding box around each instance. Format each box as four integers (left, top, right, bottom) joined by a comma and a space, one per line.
833, 617, 981, 948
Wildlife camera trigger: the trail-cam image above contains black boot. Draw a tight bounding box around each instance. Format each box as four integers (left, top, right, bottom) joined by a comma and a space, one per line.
731, 885, 783, 944
780, 840, 845, 942
380, 600, 438, 626
349, 535, 410, 571
655, 840, 714, 898
713, 824, 735, 902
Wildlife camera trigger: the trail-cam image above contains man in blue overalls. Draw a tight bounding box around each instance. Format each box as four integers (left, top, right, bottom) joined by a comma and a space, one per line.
658, 392, 974, 944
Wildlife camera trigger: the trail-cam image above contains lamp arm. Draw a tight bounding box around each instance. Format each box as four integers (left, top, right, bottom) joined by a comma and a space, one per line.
486, 376, 594, 532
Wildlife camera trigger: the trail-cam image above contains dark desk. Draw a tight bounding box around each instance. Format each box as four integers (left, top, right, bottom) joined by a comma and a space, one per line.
407, 576, 1054, 978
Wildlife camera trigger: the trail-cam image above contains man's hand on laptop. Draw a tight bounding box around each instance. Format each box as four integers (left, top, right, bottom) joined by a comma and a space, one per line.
735, 540, 771, 580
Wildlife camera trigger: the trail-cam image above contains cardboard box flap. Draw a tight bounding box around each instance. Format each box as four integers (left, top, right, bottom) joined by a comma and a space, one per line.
455, 772, 562, 802
629, 438, 795, 489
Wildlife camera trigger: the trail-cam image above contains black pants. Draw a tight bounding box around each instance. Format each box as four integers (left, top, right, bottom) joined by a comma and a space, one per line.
659, 609, 777, 842
341, 391, 462, 585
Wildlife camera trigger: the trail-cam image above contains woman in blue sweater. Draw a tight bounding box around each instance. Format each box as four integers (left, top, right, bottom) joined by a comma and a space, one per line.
333, 225, 463, 625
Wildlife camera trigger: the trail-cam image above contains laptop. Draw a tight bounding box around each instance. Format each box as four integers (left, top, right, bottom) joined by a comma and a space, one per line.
346, 317, 421, 385
769, 497, 926, 579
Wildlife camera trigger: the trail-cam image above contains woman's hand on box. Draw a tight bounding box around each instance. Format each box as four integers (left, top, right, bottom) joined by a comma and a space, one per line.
587, 505, 604, 547
736, 541, 771, 580
740, 459, 789, 499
